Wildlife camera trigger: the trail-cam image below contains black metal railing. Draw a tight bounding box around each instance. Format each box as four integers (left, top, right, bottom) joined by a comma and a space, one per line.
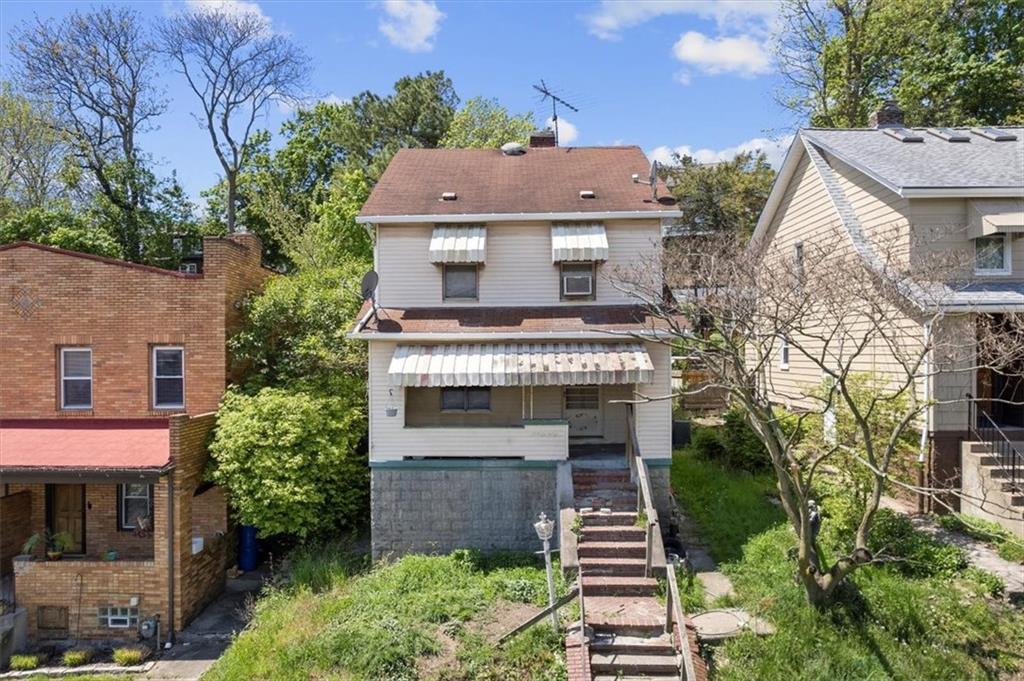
967, 394, 1024, 493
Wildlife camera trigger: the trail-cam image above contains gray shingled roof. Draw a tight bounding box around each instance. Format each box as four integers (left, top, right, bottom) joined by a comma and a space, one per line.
802, 127, 1024, 191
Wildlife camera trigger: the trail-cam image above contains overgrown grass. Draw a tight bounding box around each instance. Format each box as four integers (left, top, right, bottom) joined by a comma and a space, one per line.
672, 449, 1024, 681
204, 544, 567, 681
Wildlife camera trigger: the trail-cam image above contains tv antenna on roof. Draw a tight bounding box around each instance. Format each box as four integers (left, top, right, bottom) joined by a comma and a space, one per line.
533, 80, 578, 146
632, 160, 660, 200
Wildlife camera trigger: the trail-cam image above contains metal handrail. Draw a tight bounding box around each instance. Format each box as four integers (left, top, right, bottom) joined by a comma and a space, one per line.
967, 393, 1024, 493
626, 405, 659, 578
665, 557, 697, 681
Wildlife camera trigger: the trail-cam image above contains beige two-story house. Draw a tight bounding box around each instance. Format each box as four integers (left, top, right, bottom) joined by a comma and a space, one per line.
350, 138, 683, 558
752, 102, 1023, 534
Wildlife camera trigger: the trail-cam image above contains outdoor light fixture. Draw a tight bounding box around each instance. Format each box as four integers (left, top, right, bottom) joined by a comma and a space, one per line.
534, 512, 558, 627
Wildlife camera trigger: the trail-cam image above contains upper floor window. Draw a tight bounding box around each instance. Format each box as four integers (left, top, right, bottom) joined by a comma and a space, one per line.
975, 235, 1011, 275
60, 348, 92, 410
441, 387, 491, 412
779, 336, 790, 371
443, 264, 478, 300
153, 346, 185, 409
561, 262, 596, 300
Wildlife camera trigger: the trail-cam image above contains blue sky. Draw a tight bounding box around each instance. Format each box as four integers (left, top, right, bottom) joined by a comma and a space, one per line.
0, 0, 795, 202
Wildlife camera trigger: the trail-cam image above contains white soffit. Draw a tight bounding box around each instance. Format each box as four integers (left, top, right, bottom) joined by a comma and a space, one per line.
388, 342, 654, 387
429, 225, 486, 263
551, 223, 609, 262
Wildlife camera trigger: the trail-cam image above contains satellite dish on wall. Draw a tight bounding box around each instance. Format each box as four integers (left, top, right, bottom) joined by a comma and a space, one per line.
360, 270, 379, 301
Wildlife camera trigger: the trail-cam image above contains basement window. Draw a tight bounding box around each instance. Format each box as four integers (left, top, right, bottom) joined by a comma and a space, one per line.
97, 606, 139, 629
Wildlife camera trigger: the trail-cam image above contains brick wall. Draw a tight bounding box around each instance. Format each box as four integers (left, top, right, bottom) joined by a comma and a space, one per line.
0, 492, 31, 576
0, 236, 270, 419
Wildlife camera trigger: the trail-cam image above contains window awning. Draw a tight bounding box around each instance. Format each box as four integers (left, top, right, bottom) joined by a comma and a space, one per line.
969, 199, 1024, 238
388, 342, 654, 387
551, 223, 609, 262
429, 225, 486, 263
0, 419, 171, 474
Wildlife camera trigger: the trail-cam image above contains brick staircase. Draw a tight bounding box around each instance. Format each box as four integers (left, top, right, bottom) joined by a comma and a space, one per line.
573, 466, 685, 681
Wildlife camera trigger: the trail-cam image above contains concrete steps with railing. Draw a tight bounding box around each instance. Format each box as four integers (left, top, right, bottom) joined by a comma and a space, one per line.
961, 441, 1024, 538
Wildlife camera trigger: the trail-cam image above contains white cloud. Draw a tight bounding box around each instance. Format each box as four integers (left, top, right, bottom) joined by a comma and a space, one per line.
378, 0, 444, 53
648, 134, 795, 169
673, 70, 692, 86
585, 1, 778, 41
183, 0, 269, 22
277, 93, 350, 115
672, 31, 770, 77
547, 116, 578, 145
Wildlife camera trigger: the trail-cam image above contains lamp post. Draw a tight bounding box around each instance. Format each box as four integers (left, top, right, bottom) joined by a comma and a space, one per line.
534, 512, 558, 628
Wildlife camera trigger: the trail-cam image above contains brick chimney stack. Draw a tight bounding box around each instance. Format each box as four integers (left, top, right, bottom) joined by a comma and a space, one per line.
869, 100, 904, 128
529, 129, 557, 148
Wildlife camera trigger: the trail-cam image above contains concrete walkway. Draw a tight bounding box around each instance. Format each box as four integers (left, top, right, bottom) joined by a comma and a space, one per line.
881, 497, 1024, 600
143, 567, 266, 681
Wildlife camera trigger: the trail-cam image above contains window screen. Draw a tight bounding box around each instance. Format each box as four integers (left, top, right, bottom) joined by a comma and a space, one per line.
441, 387, 491, 411
443, 265, 478, 299
119, 483, 153, 530
561, 263, 595, 298
153, 347, 184, 408
976, 236, 1008, 273
61, 348, 92, 409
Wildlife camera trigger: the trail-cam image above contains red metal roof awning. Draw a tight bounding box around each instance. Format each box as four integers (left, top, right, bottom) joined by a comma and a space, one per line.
0, 419, 171, 474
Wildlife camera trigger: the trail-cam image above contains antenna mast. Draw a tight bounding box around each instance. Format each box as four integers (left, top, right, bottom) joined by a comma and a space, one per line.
533, 80, 578, 146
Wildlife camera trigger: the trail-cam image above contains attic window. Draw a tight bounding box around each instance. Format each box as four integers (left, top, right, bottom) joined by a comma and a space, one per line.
579, 190, 596, 199
926, 128, 970, 142
972, 127, 1018, 142
883, 127, 924, 143
441, 192, 457, 201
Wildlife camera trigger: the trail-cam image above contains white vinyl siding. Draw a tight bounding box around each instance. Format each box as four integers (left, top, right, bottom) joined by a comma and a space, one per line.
375, 220, 661, 307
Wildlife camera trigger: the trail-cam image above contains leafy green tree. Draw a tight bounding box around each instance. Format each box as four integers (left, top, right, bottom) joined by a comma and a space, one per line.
0, 208, 122, 258
229, 262, 368, 390
440, 97, 535, 148
208, 387, 368, 538
775, 0, 1024, 127
0, 83, 76, 208
664, 151, 775, 238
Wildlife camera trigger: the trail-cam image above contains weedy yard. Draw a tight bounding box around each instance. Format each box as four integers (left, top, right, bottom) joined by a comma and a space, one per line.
202, 547, 568, 681
673, 449, 1024, 681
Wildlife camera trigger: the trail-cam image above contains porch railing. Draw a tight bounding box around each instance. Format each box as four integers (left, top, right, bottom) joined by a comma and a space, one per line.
625, 405, 658, 578
967, 394, 1023, 493
665, 556, 698, 681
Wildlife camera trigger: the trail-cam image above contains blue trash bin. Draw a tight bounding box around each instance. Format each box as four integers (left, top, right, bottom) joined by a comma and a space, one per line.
239, 524, 258, 571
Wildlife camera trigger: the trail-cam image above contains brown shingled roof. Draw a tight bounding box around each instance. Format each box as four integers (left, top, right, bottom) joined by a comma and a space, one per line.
350, 302, 682, 336
359, 146, 678, 219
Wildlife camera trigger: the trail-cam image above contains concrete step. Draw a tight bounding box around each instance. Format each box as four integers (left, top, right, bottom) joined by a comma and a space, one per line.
589, 619, 666, 637
582, 526, 646, 542
578, 541, 646, 558
590, 632, 676, 656
581, 511, 638, 527
579, 557, 648, 576
582, 576, 658, 597
591, 652, 680, 675
593, 676, 679, 681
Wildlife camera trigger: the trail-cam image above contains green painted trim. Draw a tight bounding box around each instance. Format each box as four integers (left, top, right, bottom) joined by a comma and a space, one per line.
371, 458, 562, 471
644, 458, 673, 469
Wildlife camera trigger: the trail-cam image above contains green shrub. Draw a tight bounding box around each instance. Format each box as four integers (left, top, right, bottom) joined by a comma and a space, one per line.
690, 426, 725, 461
8, 653, 42, 670
113, 645, 151, 666
720, 407, 770, 471
62, 648, 93, 667
868, 509, 967, 578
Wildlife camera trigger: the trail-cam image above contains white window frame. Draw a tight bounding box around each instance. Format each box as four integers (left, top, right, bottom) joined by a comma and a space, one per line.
779, 336, 790, 371
119, 483, 152, 531
60, 347, 93, 410
97, 606, 139, 629
561, 262, 596, 299
152, 346, 185, 410
974, 235, 1012, 276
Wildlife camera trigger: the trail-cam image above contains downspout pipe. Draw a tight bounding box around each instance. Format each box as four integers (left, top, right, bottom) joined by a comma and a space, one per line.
918, 321, 933, 514
166, 469, 176, 644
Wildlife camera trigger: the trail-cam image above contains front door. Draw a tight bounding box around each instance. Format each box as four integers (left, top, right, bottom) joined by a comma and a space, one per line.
47, 484, 85, 554
565, 386, 602, 437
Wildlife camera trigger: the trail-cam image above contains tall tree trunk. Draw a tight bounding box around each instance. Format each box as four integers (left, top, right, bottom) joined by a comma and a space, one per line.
226, 171, 237, 233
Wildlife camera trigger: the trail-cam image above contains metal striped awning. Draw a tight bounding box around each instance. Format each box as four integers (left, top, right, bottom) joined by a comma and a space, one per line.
969, 199, 1024, 238
551, 223, 609, 262
429, 225, 486, 263
388, 342, 654, 387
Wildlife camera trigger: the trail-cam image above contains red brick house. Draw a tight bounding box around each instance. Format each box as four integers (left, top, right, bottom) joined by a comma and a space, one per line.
0, 234, 270, 641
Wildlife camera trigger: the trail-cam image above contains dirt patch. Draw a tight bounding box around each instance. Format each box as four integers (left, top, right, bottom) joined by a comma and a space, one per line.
414, 600, 543, 679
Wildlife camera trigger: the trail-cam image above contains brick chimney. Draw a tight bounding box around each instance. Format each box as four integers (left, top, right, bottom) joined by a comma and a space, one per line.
528, 129, 557, 148
869, 100, 904, 128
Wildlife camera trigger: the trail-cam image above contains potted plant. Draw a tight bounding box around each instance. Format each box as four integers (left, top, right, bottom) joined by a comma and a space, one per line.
45, 531, 74, 561
19, 533, 41, 560
103, 548, 119, 561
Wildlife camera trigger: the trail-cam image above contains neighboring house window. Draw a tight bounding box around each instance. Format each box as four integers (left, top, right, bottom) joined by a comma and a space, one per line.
561, 262, 596, 299
60, 348, 92, 410
118, 483, 153, 531
153, 346, 185, 409
794, 242, 805, 280
441, 387, 491, 412
97, 606, 139, 629
779, 336, 790, 370
178, 262, 198, 274
443, 265, 478, 300
975, 236, 1011, 275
